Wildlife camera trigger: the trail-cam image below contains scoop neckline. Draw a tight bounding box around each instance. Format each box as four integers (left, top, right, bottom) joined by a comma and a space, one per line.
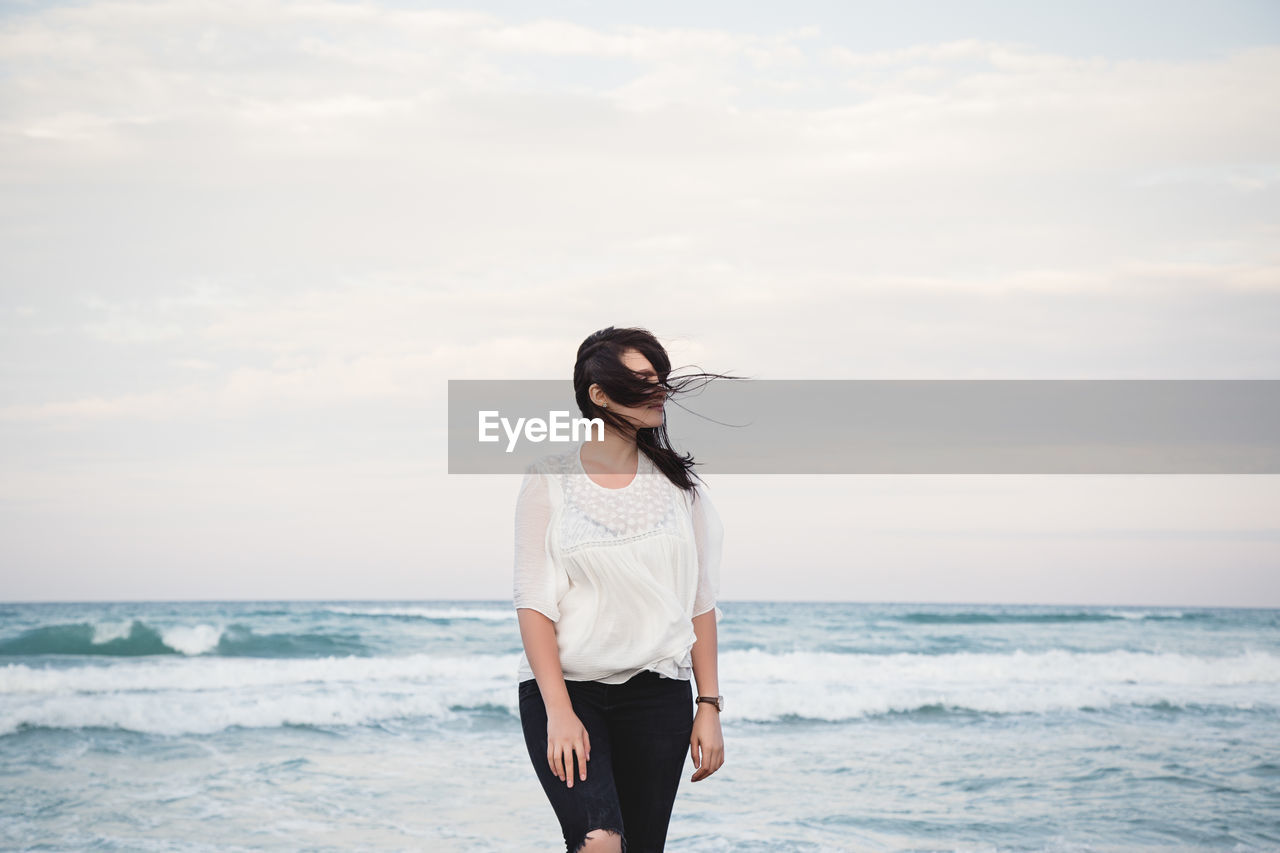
575, 442, 643, 491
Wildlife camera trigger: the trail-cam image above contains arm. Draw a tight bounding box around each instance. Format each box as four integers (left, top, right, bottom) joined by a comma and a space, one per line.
517, 608, 592, 787
688, 484, 725, 781
513, 465, 590, 787
689, 607, 724, 785
690, 608, 719, 701
517, 608, 573, 716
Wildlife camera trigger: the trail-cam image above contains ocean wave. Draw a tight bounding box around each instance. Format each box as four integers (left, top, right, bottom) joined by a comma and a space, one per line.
0, 621, 370, 658
894, 609, 1207, 625
725, 646, 1280, 685
0, 651, 508, 695
320, 606, 514, 621
719, 647, 1280, 722
0, 652, 509, 736
0, 621, 178, 657
1, 648, 1277, 735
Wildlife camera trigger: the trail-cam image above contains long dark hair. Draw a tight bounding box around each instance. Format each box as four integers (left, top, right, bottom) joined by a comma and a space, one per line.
573, 326, 743, 492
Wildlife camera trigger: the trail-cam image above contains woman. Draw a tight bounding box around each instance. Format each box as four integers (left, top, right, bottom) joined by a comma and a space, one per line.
514, 326, 731, 853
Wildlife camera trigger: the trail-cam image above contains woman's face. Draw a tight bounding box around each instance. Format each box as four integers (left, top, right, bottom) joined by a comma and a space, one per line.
597, 348, 666, 431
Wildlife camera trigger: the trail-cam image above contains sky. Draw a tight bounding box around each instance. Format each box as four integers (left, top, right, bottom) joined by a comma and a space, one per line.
1, 0, 1278, 606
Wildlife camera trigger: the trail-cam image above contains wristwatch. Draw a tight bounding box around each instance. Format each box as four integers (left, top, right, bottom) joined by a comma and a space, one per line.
696, 695, 723, 712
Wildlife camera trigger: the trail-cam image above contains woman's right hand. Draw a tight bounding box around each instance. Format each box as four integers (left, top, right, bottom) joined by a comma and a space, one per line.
546, 706, 591, 787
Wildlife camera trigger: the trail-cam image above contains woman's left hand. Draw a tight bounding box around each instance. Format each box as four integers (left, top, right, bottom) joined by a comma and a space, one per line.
689, 706, 724, 782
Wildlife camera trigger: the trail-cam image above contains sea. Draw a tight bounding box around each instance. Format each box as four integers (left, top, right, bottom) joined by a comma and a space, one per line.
1, 600, 1277, 852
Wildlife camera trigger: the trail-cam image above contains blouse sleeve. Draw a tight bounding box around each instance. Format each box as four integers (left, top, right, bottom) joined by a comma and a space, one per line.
513, 462, 561, 623
690, 483, 725, 623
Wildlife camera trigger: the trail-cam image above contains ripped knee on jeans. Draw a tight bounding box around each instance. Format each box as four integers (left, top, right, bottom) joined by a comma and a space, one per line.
571, 825, 626, 853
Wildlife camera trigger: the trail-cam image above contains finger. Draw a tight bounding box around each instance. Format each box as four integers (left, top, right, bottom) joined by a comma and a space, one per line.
691, 746, 720, 782
548, 748, 558, 780
576, 739, 587, 781
584, 730, 591, 763
561, 747, 573, 787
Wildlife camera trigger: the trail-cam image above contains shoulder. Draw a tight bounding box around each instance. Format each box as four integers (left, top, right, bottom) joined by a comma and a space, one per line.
688, 476, 713, 501
687, 478, 721, 514
670, 478, 704, 512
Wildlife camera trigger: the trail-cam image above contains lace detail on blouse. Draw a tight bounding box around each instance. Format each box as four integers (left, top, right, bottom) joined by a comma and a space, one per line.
558, 452, 682, 553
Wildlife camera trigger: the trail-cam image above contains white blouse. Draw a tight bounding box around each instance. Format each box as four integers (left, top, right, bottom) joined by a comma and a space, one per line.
513, 440, 724, 685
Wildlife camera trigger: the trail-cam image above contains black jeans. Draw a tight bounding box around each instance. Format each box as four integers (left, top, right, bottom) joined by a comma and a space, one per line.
518, 670, 694, 853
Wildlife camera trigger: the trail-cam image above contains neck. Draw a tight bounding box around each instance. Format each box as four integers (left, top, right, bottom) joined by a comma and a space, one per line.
581, 425, 639, 471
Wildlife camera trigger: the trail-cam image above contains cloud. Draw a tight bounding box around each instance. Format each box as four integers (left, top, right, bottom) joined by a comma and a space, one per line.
1, 0, 1276, 419
1, 2, 1277, 604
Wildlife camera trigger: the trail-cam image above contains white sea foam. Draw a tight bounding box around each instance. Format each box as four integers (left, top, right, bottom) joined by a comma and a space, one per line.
0, 652, 512, 694
1, 648, 1277, 735
322, 606, 514, 621
722, 647, 1280, 721
159, 623, 224, 655
89, 620, 136, 644
1101, 608, 1184, 620
0, 653, 514, 736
